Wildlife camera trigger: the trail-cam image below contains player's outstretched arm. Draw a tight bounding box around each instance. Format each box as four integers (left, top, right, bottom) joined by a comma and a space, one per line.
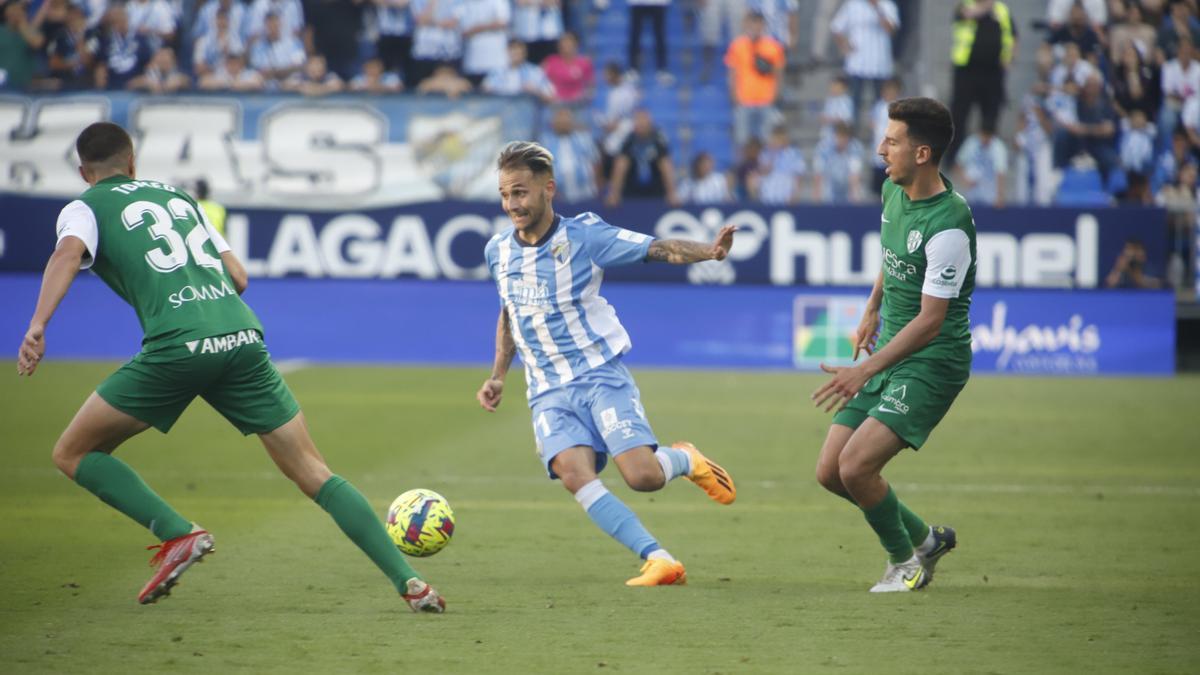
18, 237, 86, 376
220, 251, 249, 294
477, 308, 516, 412
645, 224, 736, 264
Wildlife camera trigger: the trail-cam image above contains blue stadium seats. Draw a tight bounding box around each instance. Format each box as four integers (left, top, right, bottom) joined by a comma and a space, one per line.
1055, 168, 1112, 206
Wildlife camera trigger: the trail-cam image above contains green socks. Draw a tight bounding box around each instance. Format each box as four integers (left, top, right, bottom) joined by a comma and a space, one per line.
314, 475, 419, 593
861, 485, 915, 563
73, 451, 193, 542
898, 500, 930, 548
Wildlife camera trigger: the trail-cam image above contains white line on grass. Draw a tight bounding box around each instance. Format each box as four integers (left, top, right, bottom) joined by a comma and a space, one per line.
275, 359, 311, 375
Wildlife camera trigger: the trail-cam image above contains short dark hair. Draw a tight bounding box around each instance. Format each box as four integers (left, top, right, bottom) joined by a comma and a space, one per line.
887, 97, 954, 164
497, 141, 554, 176
75, 121, 134, 168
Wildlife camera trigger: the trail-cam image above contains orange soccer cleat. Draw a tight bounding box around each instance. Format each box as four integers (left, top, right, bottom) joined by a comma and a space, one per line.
675, 441, 736, 505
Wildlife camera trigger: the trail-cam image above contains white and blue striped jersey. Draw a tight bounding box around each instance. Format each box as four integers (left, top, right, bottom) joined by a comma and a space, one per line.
829, 0, 898, 79
485, 212, 654, 398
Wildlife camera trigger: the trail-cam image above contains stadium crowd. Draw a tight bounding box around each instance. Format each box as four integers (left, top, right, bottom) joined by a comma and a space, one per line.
0, 1, 1197, 236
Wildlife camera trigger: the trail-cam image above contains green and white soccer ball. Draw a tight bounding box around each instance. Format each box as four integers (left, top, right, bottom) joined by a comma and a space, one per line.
386, 488, 455, 557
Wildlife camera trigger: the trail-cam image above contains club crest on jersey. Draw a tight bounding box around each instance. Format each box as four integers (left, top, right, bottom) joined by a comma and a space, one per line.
551, 239, 571, 266
906, 231, 923, 254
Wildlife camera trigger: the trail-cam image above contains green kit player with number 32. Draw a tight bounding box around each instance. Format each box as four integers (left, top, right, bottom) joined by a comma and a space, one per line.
16, 122, 445, 612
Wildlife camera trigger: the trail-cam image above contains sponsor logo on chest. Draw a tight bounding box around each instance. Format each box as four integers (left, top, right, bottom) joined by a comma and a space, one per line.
185, 329, 261, 355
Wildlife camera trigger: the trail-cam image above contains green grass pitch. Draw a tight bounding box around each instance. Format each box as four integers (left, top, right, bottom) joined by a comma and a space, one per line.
2, 363, 1199, 674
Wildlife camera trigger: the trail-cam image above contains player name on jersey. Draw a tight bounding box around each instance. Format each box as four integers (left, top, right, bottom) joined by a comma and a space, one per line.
185, 329, 262, 355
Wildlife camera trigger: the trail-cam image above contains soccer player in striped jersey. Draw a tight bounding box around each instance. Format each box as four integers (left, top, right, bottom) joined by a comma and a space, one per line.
476, 141, 737, 587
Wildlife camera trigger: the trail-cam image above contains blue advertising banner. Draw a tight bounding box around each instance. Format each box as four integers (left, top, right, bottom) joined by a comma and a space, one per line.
0, 193, 1168, 289
0, 276, 1174, 375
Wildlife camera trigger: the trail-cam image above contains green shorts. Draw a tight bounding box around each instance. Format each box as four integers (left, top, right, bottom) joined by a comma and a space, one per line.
96, 329, 300, 435
832, 362, 967, 449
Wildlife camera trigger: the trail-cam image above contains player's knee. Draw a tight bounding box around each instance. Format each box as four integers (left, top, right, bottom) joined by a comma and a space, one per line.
556, 466, 596, 494
815, 463, 843, 494
837, 457, 872, 488
51, 440, 86, 479
625, 466, 665, 492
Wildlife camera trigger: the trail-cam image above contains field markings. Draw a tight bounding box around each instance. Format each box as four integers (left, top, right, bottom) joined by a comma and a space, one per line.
275, 359, 311, 374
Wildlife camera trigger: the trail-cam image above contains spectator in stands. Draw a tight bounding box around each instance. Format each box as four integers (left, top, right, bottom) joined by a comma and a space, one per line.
250, 12, 305, 86
0, 0, 45, 91
351, 56, 404, 92
1016, 78, 1056, 204
597, 61, 638, 154
1105, 239, 1162, 288
1054, 73, 1119, 182
1159, 39, 1200, 151
542, 31, 593, 104
245, 0, 303, 43
733, 136, 762, 199
820, 76, 854, 144
813, 120, 865, 203
955, 121, 1008, 207
193, 9, 245, 80
540, 107, 600, 202
410, 0, 462, 87
125, 0, 174, 52
199, 51, 265, 90
1153, 130, 1198, 193
374, 0, 413, 85
725, 11, 784, 150
946, 0, 1015, 168
628, 0, 671, 84
1157, 159, 1198, 288
1112, 40, 1162, 120
511, 0, 561, 64
679, 151, 733, 204
699, 0, 744, 80
196, 0, 246, 41
195, 179, 226, 235
1157, 0, 1200, 60
751, 124, 807, 205
1120, 109, 1158, 203
1050, 41, 1099, 90
304, 0, 365, 80
416, 61, 472, 97
482, 38, 554, 100
285, 53, 343, 95
1047, 2, 1102, 58
606, 108, 680, 206
456, 0, 509, 87
1046, 0, 1106, 31
1108, 1, 1157, 65
32, 0, 70, 46
95, 4, 150, 90
46, 4, 97, 90
128, 45, 189, 92
831, 0, 900, 120
751, 0, 799, 52
871, 77, 901, 192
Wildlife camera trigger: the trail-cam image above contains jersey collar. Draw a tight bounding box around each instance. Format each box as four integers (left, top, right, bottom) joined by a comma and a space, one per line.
901, 173, 954, 210
513, 214, 560, 248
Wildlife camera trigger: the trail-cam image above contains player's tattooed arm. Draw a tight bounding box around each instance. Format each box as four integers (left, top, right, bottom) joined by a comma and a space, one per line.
478, 308, 514, 412
645, 224, 736, 264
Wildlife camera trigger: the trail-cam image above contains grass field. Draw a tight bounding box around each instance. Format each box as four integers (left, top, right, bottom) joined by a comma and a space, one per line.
2, 363, 1199, 674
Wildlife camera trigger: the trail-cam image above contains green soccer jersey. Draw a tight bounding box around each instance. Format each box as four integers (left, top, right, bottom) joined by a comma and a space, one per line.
55, 175, 261, 351
876, 175, 976, 376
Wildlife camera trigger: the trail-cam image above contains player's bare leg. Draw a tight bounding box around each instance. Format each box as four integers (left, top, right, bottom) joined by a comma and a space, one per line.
815, 424, 856, 501
613, 445, 666, 491
259, 412, 444, 612
839, 419, 947, 592
53, 392, 212, 604
553, 447, 685, 586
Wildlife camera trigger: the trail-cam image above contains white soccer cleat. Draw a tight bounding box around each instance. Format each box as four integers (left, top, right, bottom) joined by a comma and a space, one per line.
869, 555, 925, 593
402, 578, 446, 613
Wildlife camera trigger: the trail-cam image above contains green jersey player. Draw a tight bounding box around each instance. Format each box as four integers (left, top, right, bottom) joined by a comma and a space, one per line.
811, 98, 973, 592
16, 122, 444, 612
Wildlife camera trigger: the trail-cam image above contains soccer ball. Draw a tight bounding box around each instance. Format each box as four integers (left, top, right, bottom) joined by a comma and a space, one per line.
386, 489, 455, 557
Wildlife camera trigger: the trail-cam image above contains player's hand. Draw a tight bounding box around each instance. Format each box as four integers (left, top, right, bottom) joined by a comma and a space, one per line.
811, 363, 870, 413
852, 309, 880, 361
710, 224, 736, 261
17, 324, 46, 377
477, 377, 505, 412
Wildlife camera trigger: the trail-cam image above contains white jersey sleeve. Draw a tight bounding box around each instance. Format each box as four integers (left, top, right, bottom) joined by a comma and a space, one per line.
55, 200, 99, 270
922, 229, 971, 299
195, 202, 231, 253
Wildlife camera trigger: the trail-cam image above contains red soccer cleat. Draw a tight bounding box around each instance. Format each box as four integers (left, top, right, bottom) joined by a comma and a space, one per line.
137, 529, 215, 605
402, 578, 446, 613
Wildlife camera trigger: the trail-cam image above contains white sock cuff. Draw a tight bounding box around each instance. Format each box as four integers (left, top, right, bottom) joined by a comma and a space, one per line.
574, 478, 609, 511
655, 451, 675, 483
